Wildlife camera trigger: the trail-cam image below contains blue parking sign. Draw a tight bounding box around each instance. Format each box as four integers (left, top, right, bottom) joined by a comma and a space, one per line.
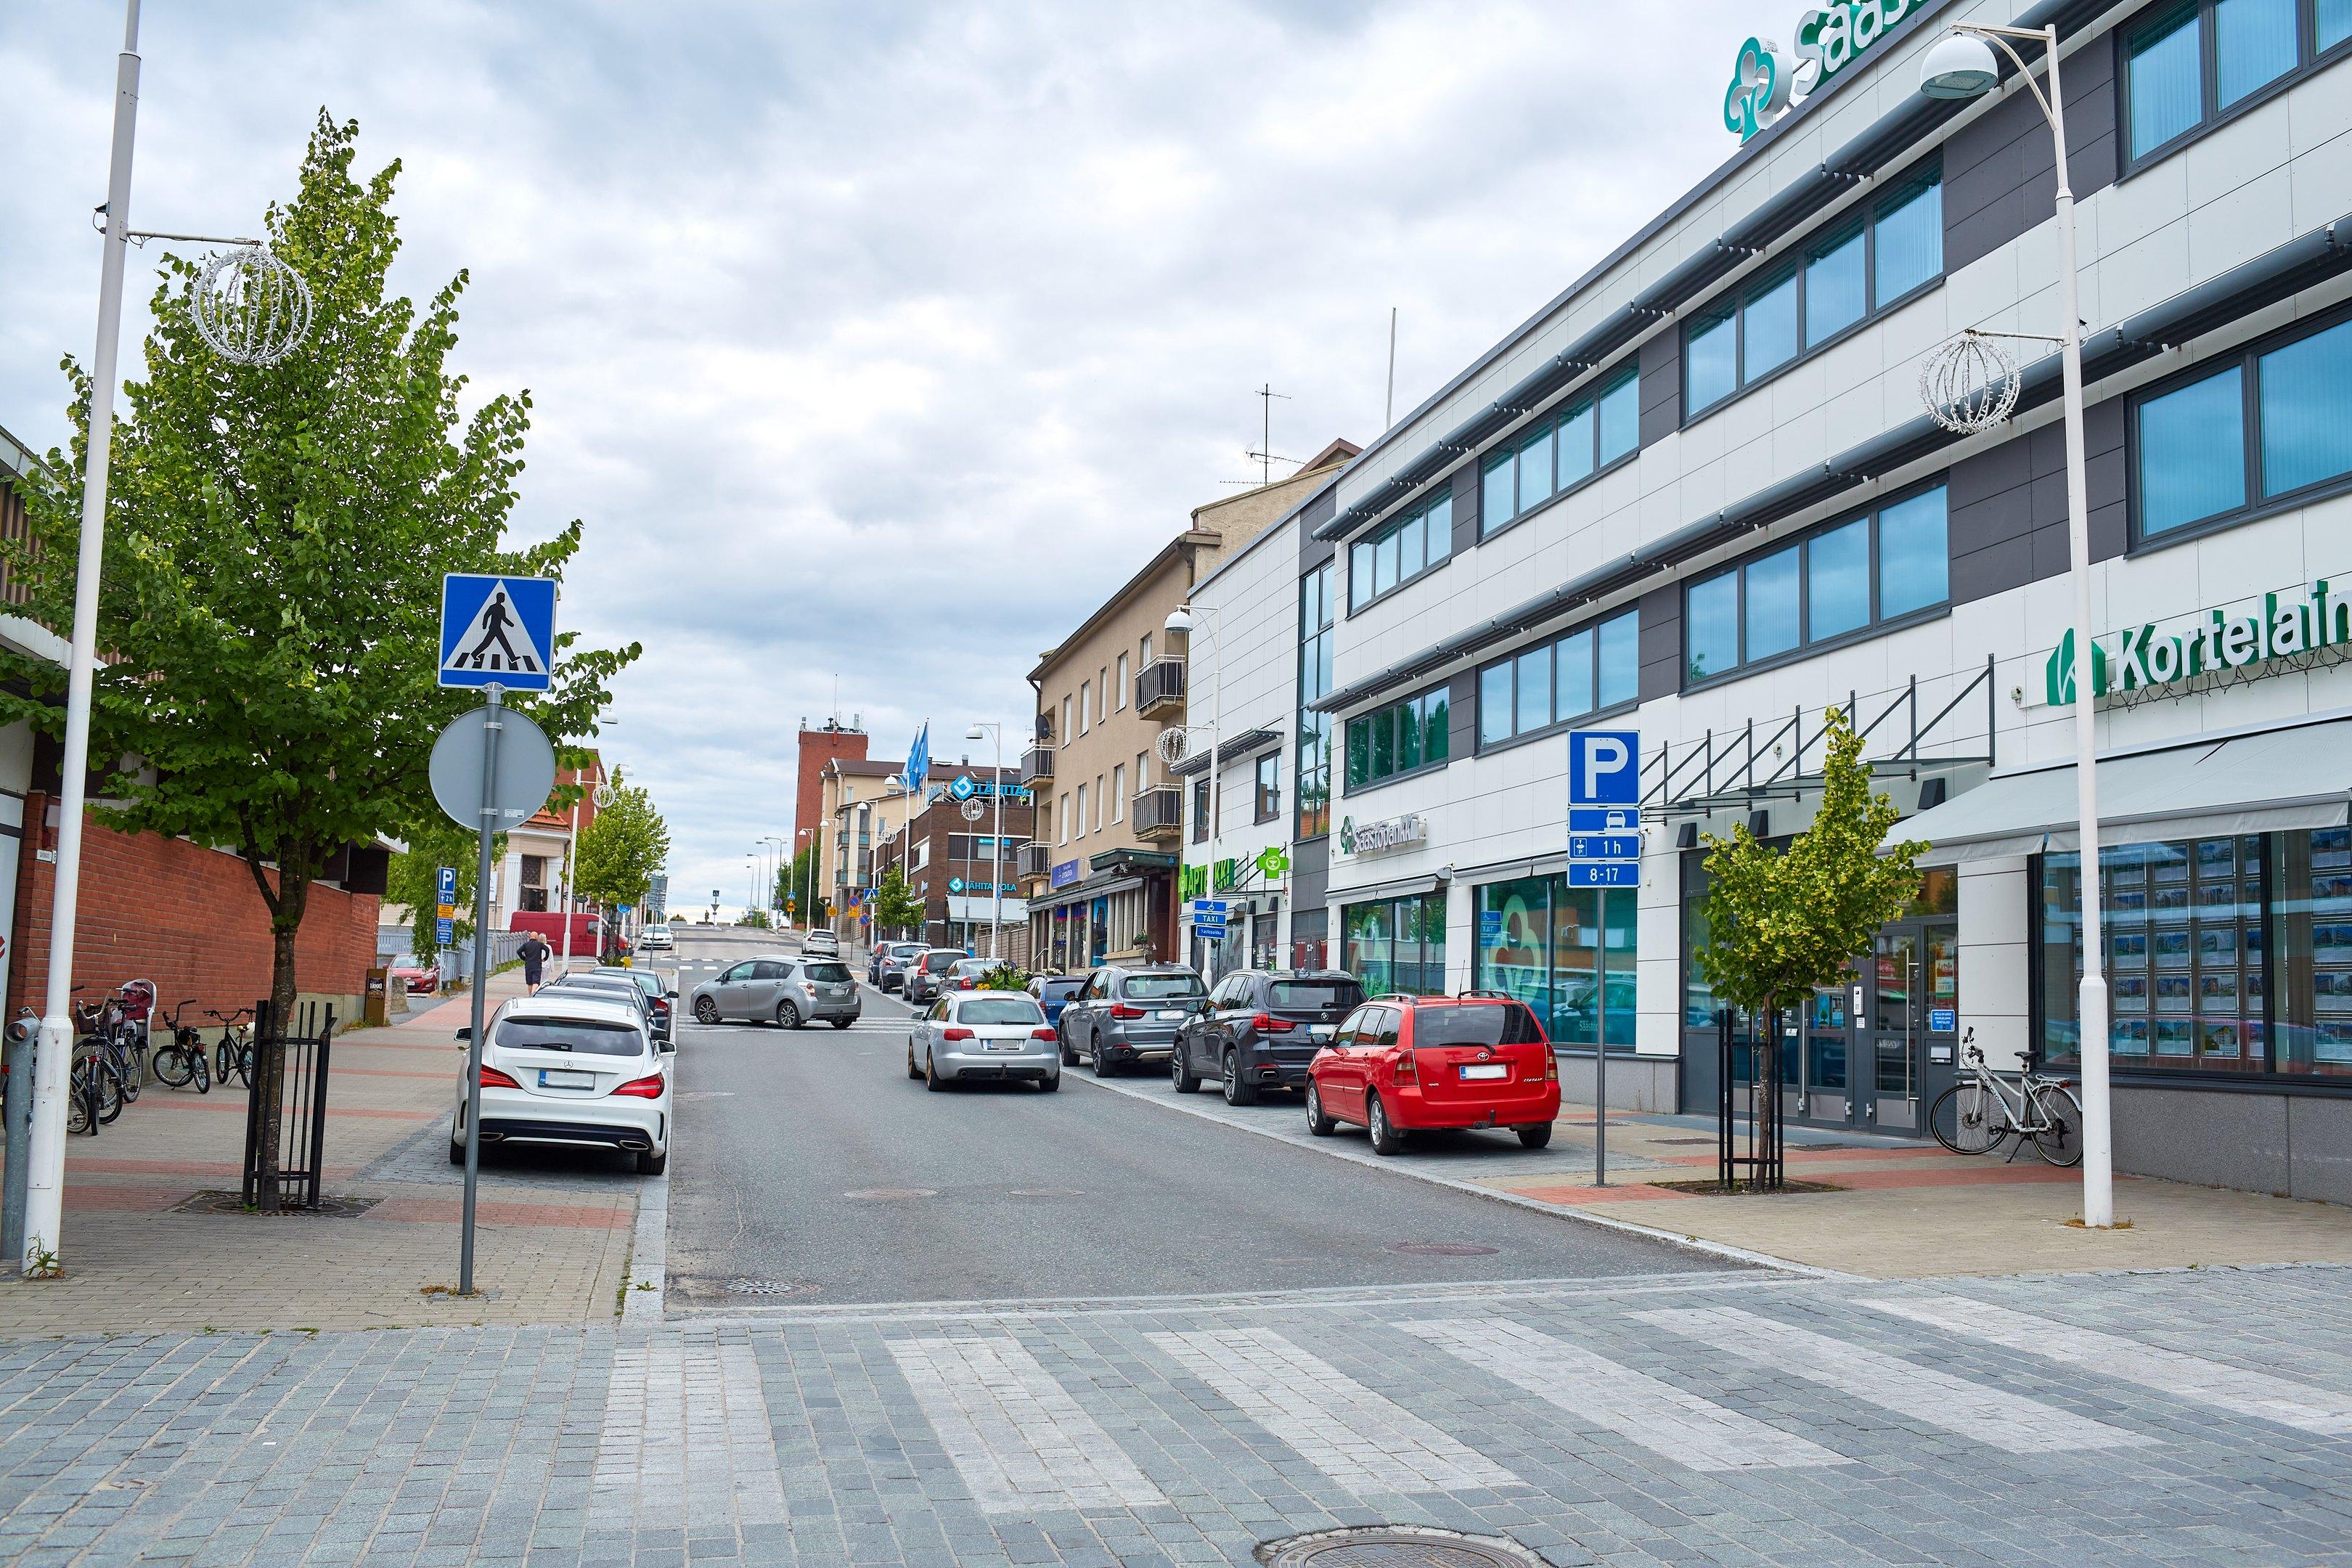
436, 865, 457, 903
1569, 730, 1641, 806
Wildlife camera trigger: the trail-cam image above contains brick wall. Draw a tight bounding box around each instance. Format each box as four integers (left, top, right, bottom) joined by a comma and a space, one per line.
794, 726, 868, 843
7, 796, 383, 1022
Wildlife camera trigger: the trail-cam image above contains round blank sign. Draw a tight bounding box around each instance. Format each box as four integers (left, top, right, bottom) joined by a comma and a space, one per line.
430, 705, 558, 831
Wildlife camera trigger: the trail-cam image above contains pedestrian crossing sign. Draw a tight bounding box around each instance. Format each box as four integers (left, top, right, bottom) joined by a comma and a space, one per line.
439, 574, 557, 692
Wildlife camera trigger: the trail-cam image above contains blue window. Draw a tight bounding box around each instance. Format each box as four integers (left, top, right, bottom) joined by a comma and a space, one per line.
2135, 311, 2352, 543
2127, 0, 2346, 169
2131, 8, 2204, 156
1805, 226, 1867, 348
1744, 269, 1800, 380
1596, 612, 1638, 708
2216, 0, 2298, 107
1517, 423, 1555, 511
1872, 179, 1943, 305
1683, 486, 1950, 685
2139, 367, 2247, 536
1515, 646, 1551, 734
2325, 0, 2352, 48
1596, 370, 1640, 466
1557, 403, 1596, 486
1480, 368, 1640, 538
1348, 490, 1453, 612
1556, 627, 1594, 718
1479, 663, 1514, 746
1686, 309, 1738, 415
1346, 685, 1450, 791
1481, 454, 1514, 539
1476, 608, 1640, 748
2261, 318, 2352, 497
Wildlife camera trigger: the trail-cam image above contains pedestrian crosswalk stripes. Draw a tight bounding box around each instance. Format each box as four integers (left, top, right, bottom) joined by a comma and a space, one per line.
886, 1335, 1167, 1513
1404, 1317, 1850, 1471
592, 1342, 785, 1535
1636, 1305, 2159, 1454
1860, 1294, 2352, 1434
1146, 1326, 1522, 1494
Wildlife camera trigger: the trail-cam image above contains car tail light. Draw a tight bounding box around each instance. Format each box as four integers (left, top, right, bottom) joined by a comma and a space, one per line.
478, 1063, 522, 1090
1250, 1013, 1295, 1034
611, 1073, 666, 1099
956, 978, 975, 989
1108, 1003, 1144, 1020
1031, 1027, 1058, 1040
1545, 1050, 1559, 1083
1395, 1050, 1417, 1082
942, 1027, 975, 1041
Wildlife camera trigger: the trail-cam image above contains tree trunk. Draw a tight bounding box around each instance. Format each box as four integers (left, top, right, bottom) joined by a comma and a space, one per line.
253, 872, 310, 1214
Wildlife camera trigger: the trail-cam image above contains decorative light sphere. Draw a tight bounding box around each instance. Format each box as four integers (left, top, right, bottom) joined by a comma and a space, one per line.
1920, 331, 2021, 435
1154, 727, 1191, 767
191, 246, 313, 367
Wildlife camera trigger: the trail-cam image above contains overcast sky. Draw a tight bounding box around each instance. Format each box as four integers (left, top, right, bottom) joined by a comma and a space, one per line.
2, 0, 1768, 915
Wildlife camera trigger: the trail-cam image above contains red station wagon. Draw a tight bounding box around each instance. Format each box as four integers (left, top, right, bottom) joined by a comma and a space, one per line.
1305, 994, 1559, 1156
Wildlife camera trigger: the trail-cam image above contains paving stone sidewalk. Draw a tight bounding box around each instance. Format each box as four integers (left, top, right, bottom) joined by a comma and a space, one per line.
3, 1264, 2351, 1567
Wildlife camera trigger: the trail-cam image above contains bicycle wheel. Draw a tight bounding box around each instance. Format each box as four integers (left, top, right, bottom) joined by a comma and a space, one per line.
192, 1046, 210, 1094
1928, 1082, 2009, 1155
113, 1045, 140, 1103
2032, 1082, 2084, 1167
68, 1082, 93, 1137
152, 1045, 195, 1088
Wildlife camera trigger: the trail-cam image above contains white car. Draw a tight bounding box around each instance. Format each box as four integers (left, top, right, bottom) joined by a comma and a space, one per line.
636, 926, 675, 952
907, 992, 1061, 1091
451, 992, 671, 1174
801, 929, 841, 958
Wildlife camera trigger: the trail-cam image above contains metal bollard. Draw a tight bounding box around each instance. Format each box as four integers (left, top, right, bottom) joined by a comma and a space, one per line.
2, 1011, 38, 1268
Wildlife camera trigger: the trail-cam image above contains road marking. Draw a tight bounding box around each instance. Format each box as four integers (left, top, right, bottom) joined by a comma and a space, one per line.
1403, 1317, 1847, 1471
1147, 1326, 1519, 1494
592, 1341, 785, 1533
887, 1335, 1166, 1512
1636, 1307, 2156, 1455
1861, 1295, 2352, 1434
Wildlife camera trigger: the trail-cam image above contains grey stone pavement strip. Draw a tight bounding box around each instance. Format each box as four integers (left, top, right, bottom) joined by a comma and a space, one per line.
0, 1265, 2347, 1566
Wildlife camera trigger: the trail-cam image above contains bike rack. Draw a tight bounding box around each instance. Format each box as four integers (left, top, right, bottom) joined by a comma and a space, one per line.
241, 999, 338, 1212
1716, 1007, 1787, 1191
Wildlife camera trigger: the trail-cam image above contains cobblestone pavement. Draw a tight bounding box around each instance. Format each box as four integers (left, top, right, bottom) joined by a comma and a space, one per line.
5, 1263, 2351, 1567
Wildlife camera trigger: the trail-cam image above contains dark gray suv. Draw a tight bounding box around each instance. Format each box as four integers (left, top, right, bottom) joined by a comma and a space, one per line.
1056, 964, 1207, 1076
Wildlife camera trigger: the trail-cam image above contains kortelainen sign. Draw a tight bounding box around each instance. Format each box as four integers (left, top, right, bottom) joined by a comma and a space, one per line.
1725, 1, 1918, 141
2043, 578, 2352, 704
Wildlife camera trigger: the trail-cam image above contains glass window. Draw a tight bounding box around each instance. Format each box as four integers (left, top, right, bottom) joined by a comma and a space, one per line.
2130, 7, 2205, 158
2324, 0, 2352, 49
1514, 646, 1551, 734
1424, 493, 1453, 562
1347, 685, 1448, 788
1345, 721, 1369, 790
1397, 513, 1425, 579
2260, 317, 2352, 497
1477, 609, 1635, 746
1686, 573, 1740, 682
2139, 367, 2247, 536
1298, 564, 1334, 839
1424, 687, 1450, 762
1874, 179, 1942, 303
1744, 545, 1801, 662
1598, 372, 1639, 465
1482, 453, 1515, 534
1478, 873, 1634, 1049
1877, 488, 1948, 618
1556, 627, 1594, 720
1346, 897, 1447, 998
1349, 542, 1371, 611
1369, 708, 1393, 778
1744, 269, 1799, 380
1479, 663, 1514, 746
1518, 423, 1555, 510
1397, 696, 1423, 772
1597, 611, 1638, 708
1805, 226, 1866, 347
1808, 517, 1870, 641
1374, 531, 1400, 595
2215, 0, 2298, 107
1686, 308, 1737, 414
1556, 402, 1595, 486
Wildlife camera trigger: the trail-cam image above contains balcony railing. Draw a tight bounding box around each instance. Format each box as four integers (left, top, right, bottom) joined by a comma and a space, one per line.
1016, 841, 1051, 879
1019, 746, 1055, 785
1132, 785, 1183, 840
1135, 658, 1185, 717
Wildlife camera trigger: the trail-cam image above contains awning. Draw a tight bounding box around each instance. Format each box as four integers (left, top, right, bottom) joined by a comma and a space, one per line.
1328, 872, 1446, 906
1894, 721, 2352, 865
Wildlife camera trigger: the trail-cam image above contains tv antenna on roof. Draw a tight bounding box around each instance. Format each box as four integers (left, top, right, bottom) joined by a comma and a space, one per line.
1225, 383, 1295, 487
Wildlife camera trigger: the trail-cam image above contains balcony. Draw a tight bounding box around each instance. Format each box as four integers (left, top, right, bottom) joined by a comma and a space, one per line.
1135, 658, 1185, 718
1016, 841, 1052, 880
1019, 745, 1055, 786
1132, 785, 1183, 842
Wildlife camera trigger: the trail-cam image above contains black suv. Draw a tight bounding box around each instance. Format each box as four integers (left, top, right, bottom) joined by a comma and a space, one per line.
1172, 971, 1363, 1103
1056, 964, 1206, 1074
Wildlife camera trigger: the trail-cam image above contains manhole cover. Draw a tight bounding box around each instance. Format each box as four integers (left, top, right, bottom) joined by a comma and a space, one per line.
727, 1279, 817, 1297
173, 1190, 379, 1218
844, 1188, 937, 1200
1258, 1525, 1552, 1567
1387, 1241, 1500, 1257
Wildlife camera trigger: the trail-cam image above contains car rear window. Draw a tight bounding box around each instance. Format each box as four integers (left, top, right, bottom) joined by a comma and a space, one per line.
1414, 1004, 1548, 1047
957, 997, 1046, 1025
923, 953, 961, 972
1122, 973, 1206, 1000
495, 1018, 645, 1056
805, 962, 851, 983
1040, 979, 1084, 1000
544, 981, 637, 1005
1270, 981, 1362, 1010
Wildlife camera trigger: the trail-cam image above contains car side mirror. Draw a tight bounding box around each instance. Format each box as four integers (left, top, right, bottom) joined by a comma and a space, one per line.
666, 989, 679, 1000
660, 1038, 676, 1053
454, 1026, 471, 1041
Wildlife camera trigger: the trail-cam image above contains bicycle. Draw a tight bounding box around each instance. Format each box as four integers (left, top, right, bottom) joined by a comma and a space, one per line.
1928, 1031, 2084, 1167
209, 1008, 255, 1089
71, 987, 145, 1106
150, 1000, 212, 1093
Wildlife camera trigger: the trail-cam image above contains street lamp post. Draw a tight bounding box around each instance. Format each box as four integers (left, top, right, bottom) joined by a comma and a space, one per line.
1921, 23, 2112, 1227
796, 828, 817, 934
1164, 603, 1220, 979
966, 724, 1005, 961
759, 835, 786, 926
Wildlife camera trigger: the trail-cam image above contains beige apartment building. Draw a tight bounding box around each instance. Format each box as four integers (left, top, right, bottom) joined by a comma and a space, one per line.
1018, 440, 1356, 972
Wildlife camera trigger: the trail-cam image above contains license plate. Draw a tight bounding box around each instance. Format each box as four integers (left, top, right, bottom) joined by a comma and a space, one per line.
1155, 1010, 1183, 1021
1311, 1026, 1334, 1041
539, 1068, 595, 1089
1458, 1063, 1508, 1081
985, 1042, 1022, 1052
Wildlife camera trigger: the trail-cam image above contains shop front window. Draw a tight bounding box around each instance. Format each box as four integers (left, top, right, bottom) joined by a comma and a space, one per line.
1343, 893, 1447, 996
1475, 875, 1635, 1048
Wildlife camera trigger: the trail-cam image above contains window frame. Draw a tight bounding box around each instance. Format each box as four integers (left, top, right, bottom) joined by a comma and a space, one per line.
2126, 301, 2352, 552
1342, 683, 1453, 796
1474, 608, 1643, 756
1477, 367, 1641, 544
2120, 0, 2351, 176
1681, 481, 1952, 690
1681, 163, 1945, 426
1346, 489, 1454, 616
1254, 751, 1281, 824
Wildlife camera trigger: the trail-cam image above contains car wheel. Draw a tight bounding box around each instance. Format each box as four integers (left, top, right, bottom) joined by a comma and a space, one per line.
1516, 1122, 1554, 1150
1171, 1042, 1201, 1094
1058, 1026, 1077, 1067
635, 1147, 667, 1176
907, 1039, 923, 1080
1305, 1082, 1336, 1137
830, 1018, 853, 1030
1367, 1092, 1405, 1156
1090, 1034, 1116, 1077
1221, 1049, 1259, 1106
1039, 1072, 1061, 1093
925, 1050, 946, 1092
777, 1001, 802, 1029
694, 997, 719, 1024
448, 1137, 466, 1165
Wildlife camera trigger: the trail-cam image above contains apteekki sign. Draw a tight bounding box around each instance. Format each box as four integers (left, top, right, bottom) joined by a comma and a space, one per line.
2043, 579, 2352, 704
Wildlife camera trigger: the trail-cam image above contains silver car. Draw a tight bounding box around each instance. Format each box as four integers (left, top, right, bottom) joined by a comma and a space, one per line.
906, 992, 1060, 1090
689, 955, 862, 1029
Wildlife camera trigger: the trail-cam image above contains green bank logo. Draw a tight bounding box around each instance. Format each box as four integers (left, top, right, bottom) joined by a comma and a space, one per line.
1727, 2, 1917, 142
2043, 579, 2351, 704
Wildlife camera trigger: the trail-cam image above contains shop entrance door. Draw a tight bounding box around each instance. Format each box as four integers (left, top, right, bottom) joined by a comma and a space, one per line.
1860, 920, 1955, 1132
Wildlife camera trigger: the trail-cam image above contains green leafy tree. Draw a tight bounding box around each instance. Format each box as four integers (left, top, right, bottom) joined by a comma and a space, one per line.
872, 866, 924, 937
1693, 705, 1927, 1057
384, 819, 505, 961
2, 115, 634, 1197
573, 783, 669, 914
776, 842, 828, 925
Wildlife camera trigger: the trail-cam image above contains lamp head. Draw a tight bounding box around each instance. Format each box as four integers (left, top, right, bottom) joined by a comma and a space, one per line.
965, 724, 987, 740
1919, 32, 2000, 99
1164, 604, 1196, 637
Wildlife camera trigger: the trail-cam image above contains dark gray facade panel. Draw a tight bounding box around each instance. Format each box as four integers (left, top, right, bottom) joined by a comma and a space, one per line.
1946, 399, 2127, 607
1942, 38, 2117, 274
2113, 1083, 2294, 1195
1450, 467, 1481, 556
1637, 582, 1682, 701
1448, 671, 1477, 757
1638, 332, 1680, 449
1299, 490, 1336, 572
2287, 1095, 2352, 1204
1291, 833, 1328, 921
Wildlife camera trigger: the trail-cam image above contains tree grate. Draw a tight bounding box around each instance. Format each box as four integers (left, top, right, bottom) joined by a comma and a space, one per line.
1257, 1526, 1556, 1568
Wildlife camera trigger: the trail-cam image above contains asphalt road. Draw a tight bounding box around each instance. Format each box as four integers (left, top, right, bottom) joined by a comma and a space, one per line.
660, 928, 1740, 1312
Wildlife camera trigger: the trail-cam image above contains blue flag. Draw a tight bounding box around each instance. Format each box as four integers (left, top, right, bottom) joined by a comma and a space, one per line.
905, 722, 930, 799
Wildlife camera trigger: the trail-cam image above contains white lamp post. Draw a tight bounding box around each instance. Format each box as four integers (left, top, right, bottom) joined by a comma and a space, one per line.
966, 724, 1005, 961
1922, 22, 2113, 1228
1164, 603, 1221, 978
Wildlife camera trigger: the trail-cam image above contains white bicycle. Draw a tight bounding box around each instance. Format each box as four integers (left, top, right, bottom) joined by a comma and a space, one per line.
1927, 1032, 2083, 1167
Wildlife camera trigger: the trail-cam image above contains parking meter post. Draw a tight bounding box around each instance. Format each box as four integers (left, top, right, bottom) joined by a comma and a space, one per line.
2, 1023, 33, 1267
1594, 886, 1608, 1188
460, 683, 504, 1296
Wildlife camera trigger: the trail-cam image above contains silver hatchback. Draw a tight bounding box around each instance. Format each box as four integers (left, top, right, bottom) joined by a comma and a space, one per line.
689, 955, 862, 1029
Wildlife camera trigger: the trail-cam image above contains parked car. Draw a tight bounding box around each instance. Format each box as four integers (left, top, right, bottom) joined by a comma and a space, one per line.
688, 955, 862, 1029
902, 947, 973, 1006
592, 964, 676, 1042
1027, 974, 1085, 1028
1057, 964, 1206, 1075
801, 929, 842, 959
1172, 970, 1364, 1104
635, 925, 674, 952
390, 959, 439, 996
906, 991, 1060, 1090
944, 956, 1000, 992
873, 940, 930, 991
1305, 993, 1559, 1156
449, 990, 670, 1175
539, 972, 657, 1034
